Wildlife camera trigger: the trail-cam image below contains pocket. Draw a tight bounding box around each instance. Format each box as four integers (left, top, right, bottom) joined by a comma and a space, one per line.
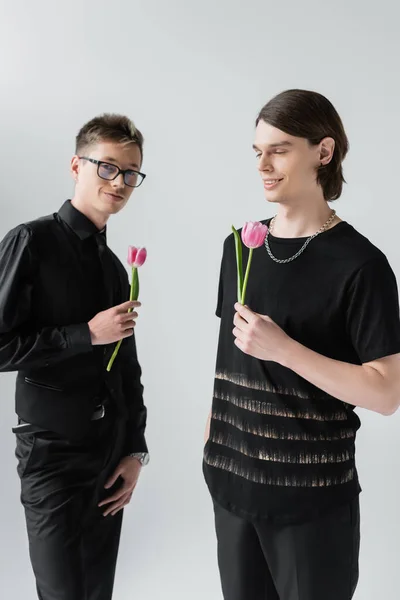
24, 377, 63, 392
15, 432, 38, 478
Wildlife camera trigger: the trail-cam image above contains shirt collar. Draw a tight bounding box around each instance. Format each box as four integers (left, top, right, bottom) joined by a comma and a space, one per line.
58, 200, 106, 241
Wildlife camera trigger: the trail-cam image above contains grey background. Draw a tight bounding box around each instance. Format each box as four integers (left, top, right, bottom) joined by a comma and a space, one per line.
0, 0, 399, 598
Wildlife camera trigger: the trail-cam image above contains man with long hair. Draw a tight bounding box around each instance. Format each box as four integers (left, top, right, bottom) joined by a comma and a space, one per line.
204, 89, 400, 599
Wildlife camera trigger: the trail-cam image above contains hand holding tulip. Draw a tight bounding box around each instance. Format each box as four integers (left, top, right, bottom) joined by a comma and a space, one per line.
230, 220, 292, 363
106, 246, 147, 371
88, 300, 141, 346
233, 303, 292, 363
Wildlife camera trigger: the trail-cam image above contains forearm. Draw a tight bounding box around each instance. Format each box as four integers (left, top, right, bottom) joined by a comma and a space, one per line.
0, 323, 92, 372
204, 410, 211, 443
124, 407, 148, 454
122, 375, 147, 453
119, 333, 148, 453
123, 378, 148, 453
281, 338, 397, 415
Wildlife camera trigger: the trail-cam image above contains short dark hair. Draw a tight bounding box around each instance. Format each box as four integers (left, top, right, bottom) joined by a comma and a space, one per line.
75, 113, 144, 161
256, 90, 349, 201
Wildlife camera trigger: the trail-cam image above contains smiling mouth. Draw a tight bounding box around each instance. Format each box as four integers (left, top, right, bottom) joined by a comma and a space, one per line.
263, 178, 283, 188
105, 192, 124, 200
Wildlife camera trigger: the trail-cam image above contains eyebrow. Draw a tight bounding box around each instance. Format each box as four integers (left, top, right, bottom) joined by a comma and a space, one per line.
102, 156, 140, 169
252, 141, 293, 151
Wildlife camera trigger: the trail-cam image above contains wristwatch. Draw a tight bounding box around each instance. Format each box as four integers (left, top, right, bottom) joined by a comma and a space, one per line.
128, 452, 150, 466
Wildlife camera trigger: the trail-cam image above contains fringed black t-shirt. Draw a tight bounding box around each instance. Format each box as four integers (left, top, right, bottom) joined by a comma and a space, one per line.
203, 220, 400, 524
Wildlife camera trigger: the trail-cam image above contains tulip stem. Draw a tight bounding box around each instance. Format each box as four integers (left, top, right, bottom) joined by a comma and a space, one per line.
106, 267, 138, 372
232, 226, 244, 302
241, 248, 253, 305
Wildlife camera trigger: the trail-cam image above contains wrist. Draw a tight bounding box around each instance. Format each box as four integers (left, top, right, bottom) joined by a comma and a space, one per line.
87, 321, 95, 345
87, 322, 99, 346
127, 452, 149, 466
278, 336, 301, 369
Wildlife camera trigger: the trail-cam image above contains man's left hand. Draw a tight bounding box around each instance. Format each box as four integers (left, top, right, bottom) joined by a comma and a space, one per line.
233, 303, 292, 363
99, 456, 142, 517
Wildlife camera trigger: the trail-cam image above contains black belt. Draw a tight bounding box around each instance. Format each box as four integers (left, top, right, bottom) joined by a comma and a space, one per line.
12, 401, 107, 434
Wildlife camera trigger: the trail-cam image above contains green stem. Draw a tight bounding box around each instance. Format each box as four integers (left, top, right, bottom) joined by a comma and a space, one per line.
106, 339, 122, 372
232, 226, 244, 302
241, 248, 253, 305
106, 267, 138, 372
132, 267, 139, 301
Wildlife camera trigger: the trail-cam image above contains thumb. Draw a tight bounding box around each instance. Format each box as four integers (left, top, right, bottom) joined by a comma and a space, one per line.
105, 467, 121, 489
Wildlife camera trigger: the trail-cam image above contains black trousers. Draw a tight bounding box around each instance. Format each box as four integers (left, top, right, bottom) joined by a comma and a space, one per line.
14, 406, 127, 600
214, 498, 360, 600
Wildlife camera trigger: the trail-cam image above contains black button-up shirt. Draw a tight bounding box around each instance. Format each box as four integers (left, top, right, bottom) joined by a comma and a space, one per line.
0, 200, 147, 453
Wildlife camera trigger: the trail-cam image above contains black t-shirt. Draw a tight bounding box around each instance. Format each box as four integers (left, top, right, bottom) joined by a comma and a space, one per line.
203, 220, 400, 524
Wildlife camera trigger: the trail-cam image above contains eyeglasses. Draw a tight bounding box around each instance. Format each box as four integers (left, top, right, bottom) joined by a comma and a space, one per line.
79, 157, 146, 188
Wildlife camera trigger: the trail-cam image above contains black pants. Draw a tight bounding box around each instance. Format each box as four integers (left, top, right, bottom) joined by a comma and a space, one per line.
214, 498, 360, 600
14, 407, 127, 600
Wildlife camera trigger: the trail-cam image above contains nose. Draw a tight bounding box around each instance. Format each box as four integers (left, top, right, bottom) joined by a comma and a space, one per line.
258, 154, 273, 172
111, 172, 125, 187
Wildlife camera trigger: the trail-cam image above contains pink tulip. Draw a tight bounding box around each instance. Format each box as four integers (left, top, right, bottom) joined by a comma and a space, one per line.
127, 246, 147, 268
127, 246, 138, 266
108, 244, 147, 372
241, 222, 268, 249
232, 221, 268, 305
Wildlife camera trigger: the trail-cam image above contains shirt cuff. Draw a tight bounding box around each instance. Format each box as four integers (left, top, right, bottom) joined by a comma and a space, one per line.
123, 432, 148, 455
65, 323, 93, 353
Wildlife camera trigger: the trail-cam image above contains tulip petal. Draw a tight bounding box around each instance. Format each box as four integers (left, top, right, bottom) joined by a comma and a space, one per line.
134, 247, 147, 268
127, 246, 138, 266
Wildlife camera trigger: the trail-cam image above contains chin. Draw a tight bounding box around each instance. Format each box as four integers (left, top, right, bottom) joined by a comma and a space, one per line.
263, 192, 282, 204
101, 196, 126, 214
107, 203, 124, 214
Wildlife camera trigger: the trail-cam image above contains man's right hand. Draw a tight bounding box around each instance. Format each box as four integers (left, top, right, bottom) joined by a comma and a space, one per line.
88, 301, 141, 346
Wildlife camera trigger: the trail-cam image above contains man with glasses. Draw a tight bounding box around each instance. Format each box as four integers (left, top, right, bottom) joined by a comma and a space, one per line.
0, 113, 149, 600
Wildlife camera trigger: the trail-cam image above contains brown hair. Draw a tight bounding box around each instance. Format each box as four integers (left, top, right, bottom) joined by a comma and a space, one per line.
75, 113, 144, 161
256, 90, 349, 201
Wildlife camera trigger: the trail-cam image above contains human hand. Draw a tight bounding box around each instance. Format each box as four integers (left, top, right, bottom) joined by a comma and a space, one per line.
232, 303, 292, 363
98, 456, 142, 517
88, 300, 141, 345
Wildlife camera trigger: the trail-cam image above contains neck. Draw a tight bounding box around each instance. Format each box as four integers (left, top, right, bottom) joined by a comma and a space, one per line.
270, 199, 338, 238
71, 196, 109, 231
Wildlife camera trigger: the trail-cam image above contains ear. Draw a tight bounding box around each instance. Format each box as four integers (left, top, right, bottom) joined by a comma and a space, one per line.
319, 137, 335, 167
70, 155, 80, 182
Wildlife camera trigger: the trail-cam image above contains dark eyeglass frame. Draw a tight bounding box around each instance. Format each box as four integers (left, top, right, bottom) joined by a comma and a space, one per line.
78, 156, 146, 188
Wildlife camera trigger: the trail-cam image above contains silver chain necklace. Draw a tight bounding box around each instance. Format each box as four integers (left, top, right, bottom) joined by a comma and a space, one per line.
264, 210, 336, 264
